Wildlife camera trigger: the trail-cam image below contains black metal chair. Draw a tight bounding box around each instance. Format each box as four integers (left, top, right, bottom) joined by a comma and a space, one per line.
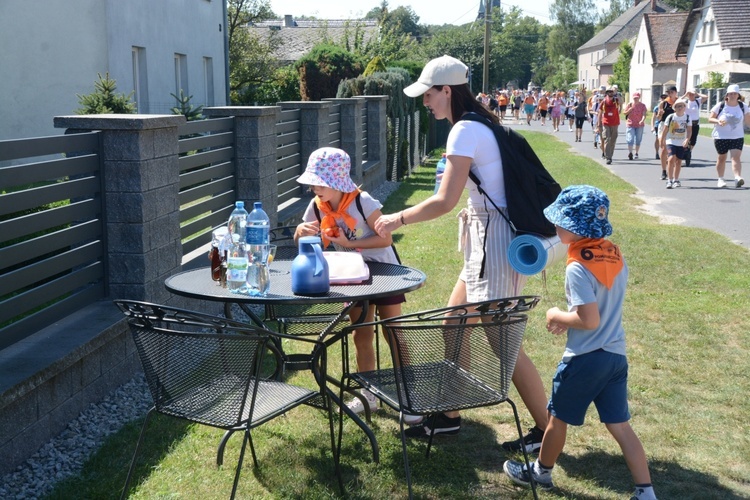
114, 300, 341, 499
338, 296, 541, 499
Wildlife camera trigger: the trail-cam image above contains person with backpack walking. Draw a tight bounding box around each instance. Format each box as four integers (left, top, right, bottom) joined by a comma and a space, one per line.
681, 88, 707, 167
503, 185, 658, 500
708, 84, 750, 188
373, 55, 551, 448
659, 99, 691, 188
596, 86, 621, 165
293, 147, 416, 421
657, 86, 678, 180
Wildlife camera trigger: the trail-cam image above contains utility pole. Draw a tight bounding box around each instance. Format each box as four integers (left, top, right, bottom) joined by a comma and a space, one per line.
482, 0, 492, 94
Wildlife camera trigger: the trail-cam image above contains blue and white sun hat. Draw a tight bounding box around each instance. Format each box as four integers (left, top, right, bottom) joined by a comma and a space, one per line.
543, 185, 613, 238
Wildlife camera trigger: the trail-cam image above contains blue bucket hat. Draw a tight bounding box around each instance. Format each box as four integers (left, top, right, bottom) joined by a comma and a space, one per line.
543, 185, 613, 238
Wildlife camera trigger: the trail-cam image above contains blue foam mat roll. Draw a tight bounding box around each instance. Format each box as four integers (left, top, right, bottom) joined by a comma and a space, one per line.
507, 234, 566, 275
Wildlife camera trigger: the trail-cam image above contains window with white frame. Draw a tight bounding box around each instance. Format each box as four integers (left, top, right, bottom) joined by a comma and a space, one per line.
701, 23, 706, 43
132, 47, 148, 113
174, 53, 188, 98
203, 57, 214, 106
708, 21, 715, 42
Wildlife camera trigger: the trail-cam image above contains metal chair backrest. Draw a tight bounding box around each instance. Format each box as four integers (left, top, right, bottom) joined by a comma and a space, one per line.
116, 300, 271, 428
382, 311, 528, 414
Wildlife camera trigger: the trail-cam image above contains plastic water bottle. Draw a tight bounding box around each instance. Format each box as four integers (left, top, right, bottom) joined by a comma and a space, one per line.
227, 201, 248, 242
246, 202, 270, 295
226, 234, 248, 291
226, 201, 248, 291
434, 153, 447, 194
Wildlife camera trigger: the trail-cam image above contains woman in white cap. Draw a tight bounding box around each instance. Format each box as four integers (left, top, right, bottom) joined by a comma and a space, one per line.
374, 55, 550, 451
708, 84, 750, 188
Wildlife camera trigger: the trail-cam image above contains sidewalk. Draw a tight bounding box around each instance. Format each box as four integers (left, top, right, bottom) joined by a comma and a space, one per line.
503, 114, 750, 248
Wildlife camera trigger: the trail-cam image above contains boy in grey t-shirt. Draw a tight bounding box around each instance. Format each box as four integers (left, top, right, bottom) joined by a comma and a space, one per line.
503, 185, 657, 500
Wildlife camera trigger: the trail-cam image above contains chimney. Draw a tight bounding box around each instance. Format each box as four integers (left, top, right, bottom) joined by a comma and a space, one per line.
651, 0, 657, 10
634, 0, 641, 6
284, 15, 294, 28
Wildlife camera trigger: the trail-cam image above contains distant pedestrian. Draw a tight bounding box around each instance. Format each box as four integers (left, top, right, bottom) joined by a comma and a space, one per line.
524, 92, 536, 125
574, 94, 589, 142
657, 86, 678, 180
623, 92, 647, 160
651, 93, 667, 162
513, 90, 523, 121
681, 88, 708, 167
659, 99, 691, 189
597, 86, 621, 164
538, 92, 550, 125
709, 84, 750, 188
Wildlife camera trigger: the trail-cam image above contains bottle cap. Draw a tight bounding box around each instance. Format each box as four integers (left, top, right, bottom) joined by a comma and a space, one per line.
254, 202, 263, 209
236, 201, 244, 209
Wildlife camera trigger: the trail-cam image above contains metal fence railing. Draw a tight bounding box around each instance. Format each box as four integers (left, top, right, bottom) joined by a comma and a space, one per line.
177, 117, 236, 257
0, 132, 106, 350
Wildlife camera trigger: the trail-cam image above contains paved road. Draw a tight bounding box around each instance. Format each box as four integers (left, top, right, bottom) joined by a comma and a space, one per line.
503, 115, 750, 248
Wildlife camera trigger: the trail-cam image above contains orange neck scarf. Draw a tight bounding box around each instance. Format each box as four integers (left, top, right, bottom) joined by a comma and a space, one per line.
315, 189, 360, 247
566, 238, 623, 289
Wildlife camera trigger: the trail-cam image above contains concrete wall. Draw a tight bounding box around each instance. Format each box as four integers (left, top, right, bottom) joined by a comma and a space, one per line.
0, 0, 226, 141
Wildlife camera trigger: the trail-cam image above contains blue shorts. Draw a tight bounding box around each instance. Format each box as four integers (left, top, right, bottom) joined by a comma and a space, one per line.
547, 349, 630, 426
667, 144, 686, 159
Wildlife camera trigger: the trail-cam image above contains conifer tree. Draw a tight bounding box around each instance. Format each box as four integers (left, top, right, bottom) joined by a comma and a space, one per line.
76, 73, 137, 114
170, 90, 204, 121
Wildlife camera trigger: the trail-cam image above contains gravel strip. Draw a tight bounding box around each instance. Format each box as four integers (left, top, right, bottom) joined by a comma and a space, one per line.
0, 180, 402, 498
0, 374, 152, 499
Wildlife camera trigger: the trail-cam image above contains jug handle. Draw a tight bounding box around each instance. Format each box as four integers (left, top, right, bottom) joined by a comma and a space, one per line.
312, 243, 325, 276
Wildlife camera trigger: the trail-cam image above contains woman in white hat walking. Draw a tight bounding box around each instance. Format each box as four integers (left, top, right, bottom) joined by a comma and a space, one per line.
708, 84, 750, 188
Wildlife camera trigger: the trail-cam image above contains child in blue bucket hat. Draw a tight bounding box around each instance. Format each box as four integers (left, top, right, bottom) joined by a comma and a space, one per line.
503, 185, 657, 500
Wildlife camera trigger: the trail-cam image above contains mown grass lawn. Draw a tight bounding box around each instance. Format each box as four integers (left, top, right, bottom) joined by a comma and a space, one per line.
45, 131, 750, 499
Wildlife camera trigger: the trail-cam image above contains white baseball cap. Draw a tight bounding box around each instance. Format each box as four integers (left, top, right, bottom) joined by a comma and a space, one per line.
404, 55, 469, 98
726, 84, 741, 94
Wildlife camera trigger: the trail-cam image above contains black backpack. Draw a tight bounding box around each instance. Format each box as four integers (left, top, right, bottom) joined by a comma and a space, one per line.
717, 100, 744, 114
460, 112, 561, 237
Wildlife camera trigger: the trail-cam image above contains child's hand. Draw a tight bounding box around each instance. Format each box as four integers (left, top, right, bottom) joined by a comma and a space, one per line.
296, 221, 320, 237
326, 230, 350, 247
546, 307, 567, 335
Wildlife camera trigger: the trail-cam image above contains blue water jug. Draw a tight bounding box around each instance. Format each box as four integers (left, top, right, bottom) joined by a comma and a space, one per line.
291, 236, 330, 296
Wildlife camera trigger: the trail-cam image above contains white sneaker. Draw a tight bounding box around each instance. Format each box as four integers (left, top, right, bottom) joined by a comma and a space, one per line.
347, 390, 377, 414
672, 179, 681, 188
718, 178, 727, 188
402, 413, 424, 425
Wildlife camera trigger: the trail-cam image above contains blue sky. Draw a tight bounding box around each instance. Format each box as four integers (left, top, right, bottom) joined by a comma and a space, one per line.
268, 0, 612, 26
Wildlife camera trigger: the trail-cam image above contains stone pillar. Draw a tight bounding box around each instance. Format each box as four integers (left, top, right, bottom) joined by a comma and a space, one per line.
203, 106, 280, 225
361, 96, 389, 187
365, 95, 389, 166
323, 97, 364, 184
279, 101, 331, 174
53, 114, 185, 304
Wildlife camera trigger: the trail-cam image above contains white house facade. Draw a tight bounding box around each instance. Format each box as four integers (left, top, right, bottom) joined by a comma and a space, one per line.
0, 0, 227, 141
630, 19, 655, 104
629, 13, 688, 107
680, 0, 750, 90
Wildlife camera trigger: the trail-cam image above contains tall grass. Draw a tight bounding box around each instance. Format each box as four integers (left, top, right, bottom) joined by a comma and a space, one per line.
44, 131, 750, 499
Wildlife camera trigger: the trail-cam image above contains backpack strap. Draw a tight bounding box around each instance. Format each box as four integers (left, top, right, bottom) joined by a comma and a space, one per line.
461, 112, 518, 233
